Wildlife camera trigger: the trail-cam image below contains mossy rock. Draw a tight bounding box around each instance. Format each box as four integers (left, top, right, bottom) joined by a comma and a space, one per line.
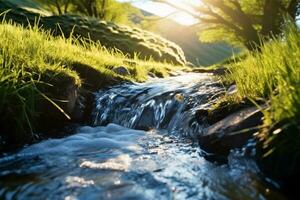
0, 1, 186, 65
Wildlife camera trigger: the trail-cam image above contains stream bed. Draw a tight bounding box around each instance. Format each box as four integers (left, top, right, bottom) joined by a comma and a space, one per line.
0, 74, 285, 200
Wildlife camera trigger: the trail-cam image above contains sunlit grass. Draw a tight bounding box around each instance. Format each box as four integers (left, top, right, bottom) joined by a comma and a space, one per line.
226, 24, 300, 123
0, 21, 184, 146
224, 23, 300, 158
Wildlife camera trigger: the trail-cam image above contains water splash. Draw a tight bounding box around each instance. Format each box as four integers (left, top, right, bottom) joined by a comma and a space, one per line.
0, 73, 285, 200
93, 73, 224, 138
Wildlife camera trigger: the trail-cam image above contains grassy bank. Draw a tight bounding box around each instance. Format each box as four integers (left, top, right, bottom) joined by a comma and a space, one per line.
0, 0, 187, 66
219, 23, 300, 181
0, 21, 184, 149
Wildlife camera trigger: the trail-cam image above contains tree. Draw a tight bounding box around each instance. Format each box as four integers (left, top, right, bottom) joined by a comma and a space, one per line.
34, 0, 73, 14
35, 0, 142, 25
155, 0, 300, 50
73, 0, 100, 17
73, 0, 138, 23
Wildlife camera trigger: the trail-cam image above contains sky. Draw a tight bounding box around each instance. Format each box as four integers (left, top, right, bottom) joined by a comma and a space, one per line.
118, 0, 200, 26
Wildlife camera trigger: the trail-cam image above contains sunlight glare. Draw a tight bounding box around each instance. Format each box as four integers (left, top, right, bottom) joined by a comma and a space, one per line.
129, 0, 200, 26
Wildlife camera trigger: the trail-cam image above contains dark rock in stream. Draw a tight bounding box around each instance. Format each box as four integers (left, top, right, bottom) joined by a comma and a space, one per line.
112, 66, 131, 76
195, 109, 209, 124
135, 107, 156, 131
192, 66, 229, 76
148, 72, 156, 78
227, 84, 237, 95
198, 106, 264, 156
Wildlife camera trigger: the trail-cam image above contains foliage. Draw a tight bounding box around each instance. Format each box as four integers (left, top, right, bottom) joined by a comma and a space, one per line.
157, 0, 299, 50
33, 0, 142, 25
100, 0, 141, 25
0, 23, 81, 145
198, 0, 299, 49
138, 16, 239, 66
224, 22, 300, 157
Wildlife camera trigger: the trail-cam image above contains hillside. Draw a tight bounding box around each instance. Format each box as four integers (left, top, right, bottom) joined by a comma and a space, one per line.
138, 10, 239, 66
157, 21, 239, 66
0, 0, 186, 65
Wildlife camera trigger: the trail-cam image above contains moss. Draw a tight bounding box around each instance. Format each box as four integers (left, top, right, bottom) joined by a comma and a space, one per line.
206, 95, 251, 124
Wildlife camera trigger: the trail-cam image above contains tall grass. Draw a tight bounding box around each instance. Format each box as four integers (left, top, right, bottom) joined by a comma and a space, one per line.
226, 24, 300, 125
225, 23, 300, 157
0, 21, 183, 146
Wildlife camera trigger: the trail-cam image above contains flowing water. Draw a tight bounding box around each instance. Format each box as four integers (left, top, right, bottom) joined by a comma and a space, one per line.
0, 73, 285, 200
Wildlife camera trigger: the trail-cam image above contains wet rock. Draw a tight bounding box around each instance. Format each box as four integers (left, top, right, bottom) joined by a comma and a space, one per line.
70, 91, 85, 121
195, 109, 209, 124
199, 100, 251, 125
113, 66, 130, 76
201, 152, 228, 165
135, 107, 155, 131
168, 71, 179, 77
212, 67, 228, 76
150, 70, 165, 78
227, 84, 237, 95
192, 68, 213, 73
199, 106, 264, 156
192, 67, 229, 76
148, 72, 156, 78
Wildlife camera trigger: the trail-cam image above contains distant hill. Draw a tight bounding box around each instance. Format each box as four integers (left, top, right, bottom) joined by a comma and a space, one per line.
8, 0, 40, 8
4, 0, 239, 66
137, 10, 239, 66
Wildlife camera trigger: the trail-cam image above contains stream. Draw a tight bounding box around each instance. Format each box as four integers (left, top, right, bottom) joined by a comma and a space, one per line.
0, 73, 285, 200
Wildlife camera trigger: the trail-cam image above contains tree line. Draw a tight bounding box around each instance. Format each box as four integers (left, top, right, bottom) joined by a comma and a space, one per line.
155, 0, 300, 50
35, 0, 300, 50
35, 0, 142, 25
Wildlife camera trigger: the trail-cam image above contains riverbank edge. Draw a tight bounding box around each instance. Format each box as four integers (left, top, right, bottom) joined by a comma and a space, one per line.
194, 68, 299, 199
0, 62, 188, 154
0, 20, 188, 153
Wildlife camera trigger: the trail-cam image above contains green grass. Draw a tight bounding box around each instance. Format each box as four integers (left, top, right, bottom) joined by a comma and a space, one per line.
0, 0, 187, 66
223, 23, 300, 161
0, 21, 184, 148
